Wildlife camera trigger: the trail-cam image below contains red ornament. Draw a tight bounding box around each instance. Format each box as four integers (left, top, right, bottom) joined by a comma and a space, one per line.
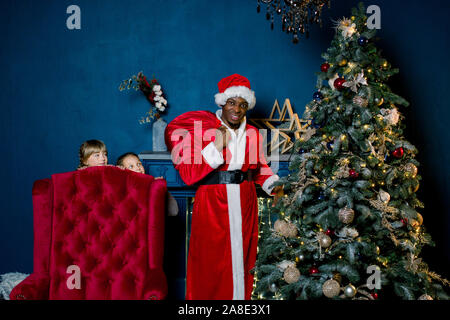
321, 62, 330, 72
309, 266, 319, 275
401, 218, 408, 226
325, 229, 334, 236
334, 78, 346, 91
371, 292, 379, 299
392, 147, 404, 158
349, 169, 359, 178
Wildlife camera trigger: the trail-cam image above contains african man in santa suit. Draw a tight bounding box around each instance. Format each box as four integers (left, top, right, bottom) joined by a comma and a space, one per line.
165, 74, 283, 300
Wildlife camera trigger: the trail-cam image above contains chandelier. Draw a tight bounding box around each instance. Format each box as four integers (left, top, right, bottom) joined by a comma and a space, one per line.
257, 0, 331, 43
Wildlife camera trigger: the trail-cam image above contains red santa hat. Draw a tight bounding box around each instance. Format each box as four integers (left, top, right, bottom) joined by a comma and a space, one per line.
214, 74, 256, 110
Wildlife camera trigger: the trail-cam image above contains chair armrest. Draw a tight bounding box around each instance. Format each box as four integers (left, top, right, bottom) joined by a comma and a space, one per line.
9, 273, 50, 300
32, 178, 53, 274
142, 268, 168, 300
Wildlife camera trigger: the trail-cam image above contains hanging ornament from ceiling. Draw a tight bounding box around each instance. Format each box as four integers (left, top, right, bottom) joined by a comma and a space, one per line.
257, 0, 331, 44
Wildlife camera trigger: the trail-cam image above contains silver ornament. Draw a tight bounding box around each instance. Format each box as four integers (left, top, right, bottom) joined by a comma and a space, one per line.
269, 283, 278, 293
344, 284, 357, 298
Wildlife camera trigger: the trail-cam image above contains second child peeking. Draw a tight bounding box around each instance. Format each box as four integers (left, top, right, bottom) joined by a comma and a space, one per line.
116, 152, 145, 174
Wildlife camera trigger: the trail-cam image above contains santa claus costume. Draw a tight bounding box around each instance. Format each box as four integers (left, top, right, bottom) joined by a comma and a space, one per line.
165, 74, 279, 300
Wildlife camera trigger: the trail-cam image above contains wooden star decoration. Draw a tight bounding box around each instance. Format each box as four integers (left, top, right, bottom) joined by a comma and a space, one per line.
249, 98, 312, 154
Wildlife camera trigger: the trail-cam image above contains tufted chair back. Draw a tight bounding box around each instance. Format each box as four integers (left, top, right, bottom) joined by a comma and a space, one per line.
10, 166, 168, 300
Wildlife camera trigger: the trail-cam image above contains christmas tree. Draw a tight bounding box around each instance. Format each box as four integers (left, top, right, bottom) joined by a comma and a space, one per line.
253, 3, 449, 300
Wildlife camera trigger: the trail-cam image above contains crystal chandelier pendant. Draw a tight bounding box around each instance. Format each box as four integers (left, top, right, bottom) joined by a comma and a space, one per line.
257, 0, 331, 43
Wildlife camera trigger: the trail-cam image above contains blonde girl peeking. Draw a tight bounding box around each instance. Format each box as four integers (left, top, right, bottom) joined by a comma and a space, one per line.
77, 139, 109, 170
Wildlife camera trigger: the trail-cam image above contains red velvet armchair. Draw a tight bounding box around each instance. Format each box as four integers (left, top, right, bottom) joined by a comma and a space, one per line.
10, 166, 168, 300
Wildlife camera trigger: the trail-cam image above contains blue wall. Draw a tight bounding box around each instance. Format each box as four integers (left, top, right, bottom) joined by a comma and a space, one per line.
1, 0, 449, 280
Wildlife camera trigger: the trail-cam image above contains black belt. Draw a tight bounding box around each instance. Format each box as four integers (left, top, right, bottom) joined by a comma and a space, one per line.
200, 170, 252, 185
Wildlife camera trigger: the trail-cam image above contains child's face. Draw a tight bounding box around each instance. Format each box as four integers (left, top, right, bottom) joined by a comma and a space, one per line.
122, 155, 145, 174
85, 150, 108, 167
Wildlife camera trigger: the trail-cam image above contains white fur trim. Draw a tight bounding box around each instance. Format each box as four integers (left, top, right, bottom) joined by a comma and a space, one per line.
215, 110, 247, 171
0, 272, 29, 300
262, 174, 280, 195
226, 184, 245, 300
215, 86, 256, 110
216, 108, 247, 299
201, 142, 224, 169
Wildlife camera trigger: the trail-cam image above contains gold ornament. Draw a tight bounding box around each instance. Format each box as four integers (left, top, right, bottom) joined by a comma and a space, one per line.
249, 98, 309, 154
376, 114, 384, 122
339, 59, 348, 66
404, 163, 418, 178
416, 213, 423, 226
376, 97, 385, 106
318, 233, 332, 248
322, 279, 341, 298
377, 189, 391, 204
274, 219, 298, 238
274, 219, 288, 234
418, 294, 433, 300
283, 266, 301, 284
338, 207, 355, 224
409, 219, 420, 230
332, 272, 342, 283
